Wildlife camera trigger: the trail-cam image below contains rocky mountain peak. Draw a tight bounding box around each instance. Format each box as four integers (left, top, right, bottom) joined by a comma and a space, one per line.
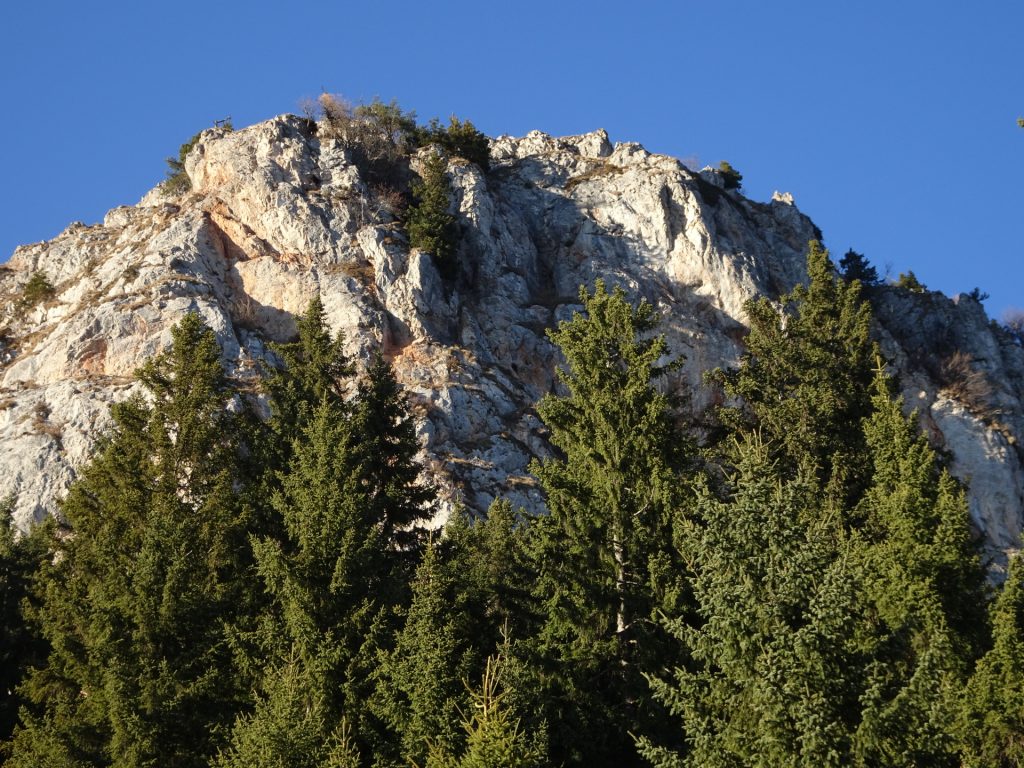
1, 114, 1020, 568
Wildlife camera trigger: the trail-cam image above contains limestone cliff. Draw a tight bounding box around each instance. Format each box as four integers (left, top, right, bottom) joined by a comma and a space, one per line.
1, 115, 1020, 568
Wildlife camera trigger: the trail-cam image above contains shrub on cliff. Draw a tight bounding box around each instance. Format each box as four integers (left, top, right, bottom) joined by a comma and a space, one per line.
420, 116, 491, 171
164, 130, 203, 195
718, 160, 743, 190
896, 270, 927, 293
18, 271, 54, 310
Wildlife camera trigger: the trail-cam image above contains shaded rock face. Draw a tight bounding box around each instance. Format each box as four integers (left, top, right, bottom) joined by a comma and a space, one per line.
1, 115, 1021, 566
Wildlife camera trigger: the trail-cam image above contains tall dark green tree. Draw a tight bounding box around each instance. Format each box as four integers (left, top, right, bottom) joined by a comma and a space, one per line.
957, 554, 1024, 767
266, 295, 354, 447
640, 439, 864, 768
371, 538, 482, 768
224, 314, 434, 766
716, 241, 876, 504
838, 249, 879, 285
855, 367, 988, 661
528, 280, 691, 767
349, 352, 435, 557
406, 151, 458, 279
849, 368, 988, 766
7, 314, 257, 768
0, 504, 51, 747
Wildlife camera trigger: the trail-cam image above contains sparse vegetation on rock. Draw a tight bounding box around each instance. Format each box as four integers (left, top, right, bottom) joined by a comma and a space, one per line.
718, 160, 743, 189
18, 271, 54, 310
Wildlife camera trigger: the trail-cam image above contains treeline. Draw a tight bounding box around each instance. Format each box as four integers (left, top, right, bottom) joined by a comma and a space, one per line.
2, 242, 1023, 767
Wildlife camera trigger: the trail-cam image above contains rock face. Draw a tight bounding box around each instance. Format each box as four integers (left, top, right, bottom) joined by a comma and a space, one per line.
1, 115, 1021, 567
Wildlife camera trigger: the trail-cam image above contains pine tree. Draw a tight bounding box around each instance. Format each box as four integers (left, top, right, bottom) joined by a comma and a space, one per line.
7, 314, 257, 768
528, 280, 691, 767
716, 240, 876, 504
958, 554, 1024, 767
640, 438, 863, 768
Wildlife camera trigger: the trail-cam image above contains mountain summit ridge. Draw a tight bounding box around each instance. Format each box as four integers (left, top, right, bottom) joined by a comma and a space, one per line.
1, 114, 1021, 567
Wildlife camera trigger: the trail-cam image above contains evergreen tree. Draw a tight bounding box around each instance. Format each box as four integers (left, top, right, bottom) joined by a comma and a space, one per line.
216, 655, 360, 768
528, 280, 691, 767
0, 503, 51, 746
421, 116, 491, 171
958, 554, 1024, 767
423, 651, 547, 768
406, 151, 458, 279
838, 249, 879, 285
640, 439, 864, 768
372, 539, 481, 767
349, 352, 435, 557
855, 366, 988, 661
266, 295, 354, 448
7, 314, 257, 768
228, 344, 433, 765
848, 367, 987, 766
716, 241, 876, 504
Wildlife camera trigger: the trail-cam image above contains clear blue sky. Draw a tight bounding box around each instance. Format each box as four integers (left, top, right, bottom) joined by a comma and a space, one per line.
2, 2, 1021, 317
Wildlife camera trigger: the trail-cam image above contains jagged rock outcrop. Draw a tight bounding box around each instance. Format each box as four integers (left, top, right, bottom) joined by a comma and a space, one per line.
1, 115, 1021, 568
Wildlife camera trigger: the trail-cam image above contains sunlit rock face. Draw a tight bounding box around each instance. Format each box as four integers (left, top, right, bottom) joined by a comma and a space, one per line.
1, 115, 1021, 568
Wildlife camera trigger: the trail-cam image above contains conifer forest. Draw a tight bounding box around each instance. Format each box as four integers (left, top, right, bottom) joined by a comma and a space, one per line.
2, 243, 1023, 768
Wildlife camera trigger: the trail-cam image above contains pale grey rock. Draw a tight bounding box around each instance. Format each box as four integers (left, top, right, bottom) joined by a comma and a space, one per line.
1, 113, 1021, 574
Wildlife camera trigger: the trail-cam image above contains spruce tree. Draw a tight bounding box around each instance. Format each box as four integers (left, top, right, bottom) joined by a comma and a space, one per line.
423, 651, 547, 768
849, 367, 987, 766
216, 654, 360, 768
349, 352, 435, 557
855, 366, 988, 660
7, 314, 256, 768
406, 150, 457, 279
958, 554, 1024, 767
0, 503, 51, 747
716, 240, 876, 504
528, 280, 691, 767
226, 337, 433, 764
265, 295, 354, 449
372, 538, 481, 767
640, 438, 863, 768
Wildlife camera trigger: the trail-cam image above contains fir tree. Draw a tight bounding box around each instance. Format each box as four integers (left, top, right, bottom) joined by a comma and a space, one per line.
229, 346, 433, 765
855, 366, 988, 661
0, 503, 51, 746
716, 240, 876, 504
849, 366, 987, 766
423, 651, 547, 768
266, 295, 354, 448
838, 249, 879, 285
7, 314, 257, 768
406, 150, 458, 279
640, 438, 863, 767
349, 352, 435, 557
372, 539, 481, 767
958, 554, 1024, 767
216, 654, 360, 768
528, 280, 691, 767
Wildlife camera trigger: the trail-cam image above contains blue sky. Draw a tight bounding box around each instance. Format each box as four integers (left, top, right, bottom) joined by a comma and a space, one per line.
1, 2, 1021, 317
